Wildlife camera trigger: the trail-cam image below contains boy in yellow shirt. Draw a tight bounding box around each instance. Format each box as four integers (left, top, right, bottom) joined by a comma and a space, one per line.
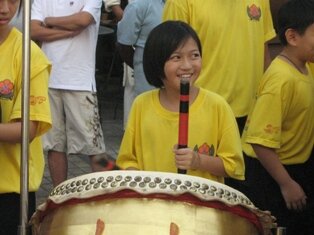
242, 1, 314, 234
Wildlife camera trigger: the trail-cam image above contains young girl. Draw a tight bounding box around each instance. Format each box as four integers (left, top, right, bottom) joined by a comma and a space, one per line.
0, 0, 51, 233
116, 21, 244, 183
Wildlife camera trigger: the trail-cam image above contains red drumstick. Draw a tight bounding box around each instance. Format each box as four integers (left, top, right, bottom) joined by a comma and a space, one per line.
178, 78, 189, 174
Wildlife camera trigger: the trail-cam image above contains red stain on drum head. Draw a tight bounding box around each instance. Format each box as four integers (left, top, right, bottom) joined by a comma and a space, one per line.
95, 219, 105, 235
170, 222, 179, 235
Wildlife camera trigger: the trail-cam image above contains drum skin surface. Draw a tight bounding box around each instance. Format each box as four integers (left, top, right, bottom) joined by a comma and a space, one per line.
31, 171, 274, 235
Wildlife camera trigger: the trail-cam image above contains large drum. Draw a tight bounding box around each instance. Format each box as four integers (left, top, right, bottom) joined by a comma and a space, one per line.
31, 171, 275, 235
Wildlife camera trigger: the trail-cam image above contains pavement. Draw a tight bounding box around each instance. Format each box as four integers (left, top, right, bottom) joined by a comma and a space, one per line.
36, 75, 125, 206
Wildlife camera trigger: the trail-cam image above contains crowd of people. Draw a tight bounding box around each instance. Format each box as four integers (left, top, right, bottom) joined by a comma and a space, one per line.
0, 0, 313, 234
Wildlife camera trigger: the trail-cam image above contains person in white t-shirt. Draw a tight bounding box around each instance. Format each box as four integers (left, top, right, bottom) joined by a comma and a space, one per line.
31, 0, 106, 187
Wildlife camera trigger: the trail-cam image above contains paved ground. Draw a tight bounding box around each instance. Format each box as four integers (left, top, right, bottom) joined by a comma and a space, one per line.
36, 76, 124, 206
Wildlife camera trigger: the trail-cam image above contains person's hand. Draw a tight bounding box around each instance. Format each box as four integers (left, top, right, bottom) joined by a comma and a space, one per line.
173, 145, 200, 170
280, 179, 307, 211
43, 17, 53, 28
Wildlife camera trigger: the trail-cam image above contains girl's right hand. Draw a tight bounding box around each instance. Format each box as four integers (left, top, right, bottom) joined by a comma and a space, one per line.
173, 144, 200, 170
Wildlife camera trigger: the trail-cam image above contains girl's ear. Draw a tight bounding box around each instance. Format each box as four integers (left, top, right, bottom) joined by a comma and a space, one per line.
285, 28, 300, 47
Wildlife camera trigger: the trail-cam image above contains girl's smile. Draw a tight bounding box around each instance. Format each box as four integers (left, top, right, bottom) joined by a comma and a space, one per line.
163, 37, 202, 91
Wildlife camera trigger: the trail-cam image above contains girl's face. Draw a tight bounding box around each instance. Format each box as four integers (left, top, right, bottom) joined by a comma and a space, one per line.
0, 0, 20, 29
163, 37, 202, 92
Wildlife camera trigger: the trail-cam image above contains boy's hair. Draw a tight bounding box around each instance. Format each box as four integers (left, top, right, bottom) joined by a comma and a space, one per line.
143, 21, 202, 88
277, 0, 314, 45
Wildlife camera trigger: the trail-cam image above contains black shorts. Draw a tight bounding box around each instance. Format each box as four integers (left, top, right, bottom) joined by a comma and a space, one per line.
244, 151, 314, 235
0, 192, 35, 235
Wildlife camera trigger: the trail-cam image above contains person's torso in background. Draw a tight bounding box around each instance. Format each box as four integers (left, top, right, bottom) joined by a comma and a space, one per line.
31, 0, 101, 91
163, 0, 276, 117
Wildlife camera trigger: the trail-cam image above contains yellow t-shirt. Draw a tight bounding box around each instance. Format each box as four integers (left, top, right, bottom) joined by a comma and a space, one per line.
117, 88, 244, 183
242, 58, 314, 164
308, 62, 314, 75
0, 28, 52, 193
163, 0, 276, 117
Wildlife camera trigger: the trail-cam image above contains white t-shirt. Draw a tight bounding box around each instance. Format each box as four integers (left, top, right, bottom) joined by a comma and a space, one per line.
31, 0, 101, 91
103, 0, 120, 12
104, 0, 135, 12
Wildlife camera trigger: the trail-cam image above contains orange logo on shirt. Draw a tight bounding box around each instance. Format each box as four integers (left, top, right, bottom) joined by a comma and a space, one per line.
0, 79, 14, 100
194, 143, 215, 156
264, 124, 280, 134
247, 4, 261, 21
30, 96, 46, 105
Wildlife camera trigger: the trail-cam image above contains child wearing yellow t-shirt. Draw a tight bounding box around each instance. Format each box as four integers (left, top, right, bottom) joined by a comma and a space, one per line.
117, 21, 244, 183
242, 1, 314, 234
0, 0, 51, 233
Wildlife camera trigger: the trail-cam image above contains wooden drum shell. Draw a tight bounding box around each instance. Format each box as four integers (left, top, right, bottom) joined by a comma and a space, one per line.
31, 171, 274, 235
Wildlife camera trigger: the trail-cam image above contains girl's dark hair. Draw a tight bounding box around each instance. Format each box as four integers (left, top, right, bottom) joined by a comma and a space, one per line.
143, 20, 202, 88
17, 0, 23, 15
277, 0, 314, 45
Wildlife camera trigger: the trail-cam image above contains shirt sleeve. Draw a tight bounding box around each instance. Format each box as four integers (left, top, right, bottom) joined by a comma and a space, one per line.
216, 102, 245, 180
245, 74, 285, 149
10, 42, 52, 137
116, 101, 140, 169
263, 0, 276, 42
31, 0, 44, 21
117, 0, 146, 45
104, 0, 121, 12
82, 0, 102, 24
116, 130, 140, 170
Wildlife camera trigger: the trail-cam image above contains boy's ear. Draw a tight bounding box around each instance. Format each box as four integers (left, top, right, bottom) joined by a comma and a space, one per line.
285, 28, 299, 46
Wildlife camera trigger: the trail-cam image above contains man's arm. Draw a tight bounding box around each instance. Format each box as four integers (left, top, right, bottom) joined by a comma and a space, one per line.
31, 20, 80, 42
111, 5, 124, 21
116, 42, 134, 68
44, 11, 95, 31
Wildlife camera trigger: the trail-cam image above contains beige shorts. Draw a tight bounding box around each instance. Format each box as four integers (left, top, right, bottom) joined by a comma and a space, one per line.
42, 89, 106, 155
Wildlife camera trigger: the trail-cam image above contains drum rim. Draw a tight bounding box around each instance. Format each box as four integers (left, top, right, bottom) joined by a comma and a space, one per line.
47, 171, 254, 208
34, 171, 276, 232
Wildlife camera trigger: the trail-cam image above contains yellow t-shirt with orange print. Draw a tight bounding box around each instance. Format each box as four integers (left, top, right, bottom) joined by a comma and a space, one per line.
163, 0, 276, 117
308, 62, 314, 75
117, 88, 244, 183
0, 28, 51, 194
242, 58, 314, 164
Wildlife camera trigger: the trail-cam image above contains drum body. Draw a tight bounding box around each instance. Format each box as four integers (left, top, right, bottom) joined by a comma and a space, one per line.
31, 171, 273, 235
